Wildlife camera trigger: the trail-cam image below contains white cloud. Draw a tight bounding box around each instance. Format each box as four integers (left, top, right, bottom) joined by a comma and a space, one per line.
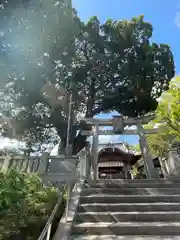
174, 4, 180, 27
124, 125, 137, 130
175, 13, 180, 27
87, 134, 121, 145
99, 134, 120, 143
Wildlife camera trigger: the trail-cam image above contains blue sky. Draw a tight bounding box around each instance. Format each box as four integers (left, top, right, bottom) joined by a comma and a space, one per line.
94, 112, 139, 145
72, 0, 180, 145
73, 0, 180, 73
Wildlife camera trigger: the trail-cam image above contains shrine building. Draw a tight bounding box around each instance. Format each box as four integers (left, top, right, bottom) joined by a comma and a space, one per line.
97, 143, 141, 179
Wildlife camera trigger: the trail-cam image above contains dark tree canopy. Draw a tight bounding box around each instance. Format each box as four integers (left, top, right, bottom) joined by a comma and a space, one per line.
0, 1, 175, 154
95, 17, 175, 116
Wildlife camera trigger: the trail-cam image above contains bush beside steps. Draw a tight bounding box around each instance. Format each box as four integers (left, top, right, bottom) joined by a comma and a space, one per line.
0, 169, 66, 240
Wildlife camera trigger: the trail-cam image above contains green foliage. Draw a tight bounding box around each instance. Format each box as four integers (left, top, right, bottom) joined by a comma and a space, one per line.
99, 15, 174, 117
0, 169, 64, 240
155, 76, 180, 139
0, 2, 175, 154
146, 131, 171, 158
123, 143, 145, 178
143, 123, 171, 158
128, 144, 141, 153
145, 76, 180, 157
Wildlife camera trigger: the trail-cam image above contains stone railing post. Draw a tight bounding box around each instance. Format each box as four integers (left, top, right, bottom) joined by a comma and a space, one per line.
78, 148, 90, 180
124, 163, 132, 179
79, 152, 85, 180
159, 157, 168, 177
163, 158, 169, 174
1, 155, 11, 172
25, 156, 32, 173
85, 151, 91, 181
168, 142, 180, 177
38, 152, 49, 174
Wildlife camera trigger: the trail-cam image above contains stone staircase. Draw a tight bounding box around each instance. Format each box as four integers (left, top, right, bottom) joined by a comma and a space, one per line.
71, 179, 180, 239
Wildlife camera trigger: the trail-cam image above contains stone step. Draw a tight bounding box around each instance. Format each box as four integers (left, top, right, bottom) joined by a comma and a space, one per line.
81, 188, 180, 195
75, 212, 180, 222
72, 235, 180, 240
78, 203, 180, 212
95, 179, 180, 183
79, 194, 180, 204
88, 179, 180, 185
72, 222, 180, 235
86, 183, 180, 188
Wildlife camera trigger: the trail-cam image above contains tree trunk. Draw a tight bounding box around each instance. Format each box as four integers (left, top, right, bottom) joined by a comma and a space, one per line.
86, 79, 95, 118
57, 120, 92, 155
52, 102, 93, 155
57, 125, 74, 154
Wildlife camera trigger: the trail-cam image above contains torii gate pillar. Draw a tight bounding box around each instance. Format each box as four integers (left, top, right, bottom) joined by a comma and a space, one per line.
137, 123, 158, 179
91, 124, 99, 180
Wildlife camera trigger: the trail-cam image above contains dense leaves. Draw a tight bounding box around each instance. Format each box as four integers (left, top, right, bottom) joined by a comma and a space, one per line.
96, 16, 174, 116
148, 133, 169, 158
155, 76, 180, 138
144, 76, 180, 158
0, 1, 175, 154
0, 170, 64, 240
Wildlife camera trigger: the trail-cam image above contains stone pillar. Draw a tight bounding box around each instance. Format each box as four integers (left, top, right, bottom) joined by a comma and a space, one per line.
163, 158, 169, 174
91, 124, 99, 181
137, 123, 157, 179
66, 144, 73, 156
159, 157, 168, 177
86, 151, 91, 181
127, 163, 132, 179
79, 148, 90, 180
139, 137, 148, 178
168, 142, 180, 177
124, 163, 132, 179
124, 165, 128, 179
78, 149, 85, 179
38, 152, 49, 174
91, 135, 95, 180
130, 169, 134, 179
1, 156, 11, 172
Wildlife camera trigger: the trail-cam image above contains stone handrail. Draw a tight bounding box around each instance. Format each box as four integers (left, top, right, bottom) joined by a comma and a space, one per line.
38, 184, 67, 240
0, 155, 41, 173
0, 149, 91, 182
0, 154, 78, 173
0, 150, 90, 240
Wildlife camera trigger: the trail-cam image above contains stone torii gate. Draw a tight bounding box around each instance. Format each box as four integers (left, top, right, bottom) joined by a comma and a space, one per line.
81, 114, 159, 180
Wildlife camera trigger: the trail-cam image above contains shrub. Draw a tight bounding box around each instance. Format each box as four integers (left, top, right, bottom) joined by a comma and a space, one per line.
0, 169, 65, 240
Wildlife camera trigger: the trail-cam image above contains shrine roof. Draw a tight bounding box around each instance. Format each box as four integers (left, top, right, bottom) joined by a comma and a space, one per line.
98, 143, 141, 165
98, 142, 129, 154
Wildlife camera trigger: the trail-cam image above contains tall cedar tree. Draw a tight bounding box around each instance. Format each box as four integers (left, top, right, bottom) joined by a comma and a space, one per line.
0, 1, 175, 154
